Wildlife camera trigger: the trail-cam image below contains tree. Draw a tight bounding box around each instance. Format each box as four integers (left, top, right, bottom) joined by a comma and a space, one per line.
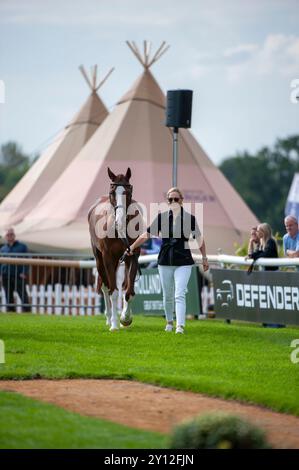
0, 141, 32, 201
219, 135, 299, 234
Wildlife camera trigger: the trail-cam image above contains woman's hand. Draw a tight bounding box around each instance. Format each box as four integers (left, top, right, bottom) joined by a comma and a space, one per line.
126, 246, 134, 256
202, 258, 209, 272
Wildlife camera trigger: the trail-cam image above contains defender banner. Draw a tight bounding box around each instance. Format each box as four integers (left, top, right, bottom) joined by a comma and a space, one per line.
212, 269, 299, 326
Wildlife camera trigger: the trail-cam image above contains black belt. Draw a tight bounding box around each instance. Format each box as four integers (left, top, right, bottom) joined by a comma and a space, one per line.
159, 239, 180, 265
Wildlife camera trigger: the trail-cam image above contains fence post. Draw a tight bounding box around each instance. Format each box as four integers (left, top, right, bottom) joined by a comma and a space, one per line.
1, 288, 7, 313
31, 285, 37, 314
64, 285, 70, 316
79, 285, 85, 316
39, 285, 45, 314
71, 285, 77, 316
54, 284, 62, 315
46, 285, 53, 314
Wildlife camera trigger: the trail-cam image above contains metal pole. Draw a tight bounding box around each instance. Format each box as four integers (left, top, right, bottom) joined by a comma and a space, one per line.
172, 127, 179, 186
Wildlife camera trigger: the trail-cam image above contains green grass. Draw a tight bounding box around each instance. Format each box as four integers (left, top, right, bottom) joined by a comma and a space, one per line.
0, 314, 299, 416
0, 391, 167, 449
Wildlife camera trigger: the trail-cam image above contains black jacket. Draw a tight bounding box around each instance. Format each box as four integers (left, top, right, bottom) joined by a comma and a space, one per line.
146, 207, 201, 266
250, 238, 278, 271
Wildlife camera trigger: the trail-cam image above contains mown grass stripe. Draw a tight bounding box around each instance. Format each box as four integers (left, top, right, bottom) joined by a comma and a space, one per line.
0, 314, 298, 416
0, 390, 167, 449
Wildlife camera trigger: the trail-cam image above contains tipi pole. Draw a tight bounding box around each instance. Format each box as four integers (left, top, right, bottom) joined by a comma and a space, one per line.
172, 127, 179, 187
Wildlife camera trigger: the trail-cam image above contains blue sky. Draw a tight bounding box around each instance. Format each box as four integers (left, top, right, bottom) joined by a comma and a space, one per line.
0, 0, 298, 164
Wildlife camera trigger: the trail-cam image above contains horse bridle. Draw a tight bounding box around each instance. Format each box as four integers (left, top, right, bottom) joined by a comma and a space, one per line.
109, 183, 132, 212
109, 182, 141, 276
109, 182, 132, 245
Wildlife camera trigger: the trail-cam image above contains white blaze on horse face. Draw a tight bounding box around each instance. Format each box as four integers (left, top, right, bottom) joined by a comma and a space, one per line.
115, 186, 127, 236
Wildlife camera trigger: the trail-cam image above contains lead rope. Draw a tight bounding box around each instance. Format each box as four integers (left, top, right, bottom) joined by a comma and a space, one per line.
119, 239, 142, 281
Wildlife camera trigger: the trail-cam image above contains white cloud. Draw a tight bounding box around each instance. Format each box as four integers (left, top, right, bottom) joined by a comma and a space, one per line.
184, 34, 299, 83
225, 34, 299, 82
190, 65, 210, 79
223, 44, 258, 58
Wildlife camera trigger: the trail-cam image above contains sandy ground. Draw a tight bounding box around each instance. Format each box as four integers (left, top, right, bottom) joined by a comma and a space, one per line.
0, 379, 298, 449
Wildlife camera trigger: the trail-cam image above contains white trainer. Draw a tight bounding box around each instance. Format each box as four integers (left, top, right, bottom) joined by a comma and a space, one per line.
165, 324, 173, 332
175, 326, 184, 334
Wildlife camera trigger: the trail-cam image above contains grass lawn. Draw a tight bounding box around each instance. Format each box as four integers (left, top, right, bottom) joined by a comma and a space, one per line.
0, 313, 298, 416
0, 390, 167, 449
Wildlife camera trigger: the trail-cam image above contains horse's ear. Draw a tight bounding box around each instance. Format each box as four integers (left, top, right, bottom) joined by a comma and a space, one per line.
108, 167, 116, 182
125, 167, 131, 181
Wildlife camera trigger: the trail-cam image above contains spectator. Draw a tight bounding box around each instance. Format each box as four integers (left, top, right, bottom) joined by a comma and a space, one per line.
247, 226, 260, 257
283, 215, 299, 259
0, 228, 30, 312
248, 223, 278, 271
248, 223, 284, 328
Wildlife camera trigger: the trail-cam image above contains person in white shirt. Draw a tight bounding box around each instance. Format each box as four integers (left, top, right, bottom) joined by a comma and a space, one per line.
283, 215, 299, 258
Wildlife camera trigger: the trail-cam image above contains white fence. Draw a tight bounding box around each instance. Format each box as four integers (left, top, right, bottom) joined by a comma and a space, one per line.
0, 254, 298, 316
0, 283, 102, 315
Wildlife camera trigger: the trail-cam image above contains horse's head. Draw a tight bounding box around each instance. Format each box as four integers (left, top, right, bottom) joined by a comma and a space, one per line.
108, 167, 132, 234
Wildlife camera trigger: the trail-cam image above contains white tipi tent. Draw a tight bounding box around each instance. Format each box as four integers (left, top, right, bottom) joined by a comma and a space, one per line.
15, 42, 258, 254
0, 65, 113, 230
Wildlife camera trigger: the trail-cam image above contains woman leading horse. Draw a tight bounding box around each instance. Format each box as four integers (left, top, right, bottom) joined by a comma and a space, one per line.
126, 187, 209, 334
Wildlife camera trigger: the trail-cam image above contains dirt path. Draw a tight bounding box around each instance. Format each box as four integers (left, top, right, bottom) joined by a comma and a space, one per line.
0, 379, 298, 448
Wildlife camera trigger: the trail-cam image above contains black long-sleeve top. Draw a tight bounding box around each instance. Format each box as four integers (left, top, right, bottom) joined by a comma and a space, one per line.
249, 238, 278, 271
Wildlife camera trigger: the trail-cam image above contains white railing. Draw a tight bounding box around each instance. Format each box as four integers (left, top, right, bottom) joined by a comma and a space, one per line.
202, 254, 299, 268
2, 253, 299, 268
1, 253, 298, 316
128, 253, 299, 268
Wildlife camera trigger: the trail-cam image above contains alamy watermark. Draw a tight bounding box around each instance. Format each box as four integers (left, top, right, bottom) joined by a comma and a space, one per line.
290, 79, 299, 104
290, 339, 299, 364
93, 201, 204, 249
0, 339, 5, 364
0, 80, 5, 104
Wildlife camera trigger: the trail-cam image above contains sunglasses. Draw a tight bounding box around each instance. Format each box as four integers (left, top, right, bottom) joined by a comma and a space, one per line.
168, 197, 180, 203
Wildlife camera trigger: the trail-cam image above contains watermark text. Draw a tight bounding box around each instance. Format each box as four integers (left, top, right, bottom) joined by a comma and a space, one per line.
0, 80, 5, 104
290, 79, 299, 104
290, 339, 299, 364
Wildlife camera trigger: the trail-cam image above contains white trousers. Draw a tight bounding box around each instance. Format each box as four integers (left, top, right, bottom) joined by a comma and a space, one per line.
158, 265, 192, 327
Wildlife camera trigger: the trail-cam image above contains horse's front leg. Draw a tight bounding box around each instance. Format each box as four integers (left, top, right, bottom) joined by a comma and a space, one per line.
101, 284, 112, 326
120, 290, 133, 327
103, 253, 119, 331
120, 256, 138, 326
109, 289, 119, 331
116, 263, 125, 314
125, 255, 139, 301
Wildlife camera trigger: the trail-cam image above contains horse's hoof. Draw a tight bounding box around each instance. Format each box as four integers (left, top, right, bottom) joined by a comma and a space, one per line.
109, 326, 119, 332
120, 316, 133, 327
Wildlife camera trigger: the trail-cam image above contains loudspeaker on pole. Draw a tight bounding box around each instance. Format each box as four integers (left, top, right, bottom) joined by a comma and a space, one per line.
165, 90, 193, 129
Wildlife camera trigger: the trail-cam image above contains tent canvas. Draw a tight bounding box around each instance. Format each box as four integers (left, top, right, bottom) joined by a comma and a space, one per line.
14, 42, 258, 254
0, 65, 113, 229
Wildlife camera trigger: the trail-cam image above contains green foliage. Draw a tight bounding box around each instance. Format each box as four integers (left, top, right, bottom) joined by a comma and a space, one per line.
0, 314, 298, 416
0, 391, 166, 449
219, 135, 299, 234
0, 141, 35, 202
234, 240, 248, 257
169, 413, 270, 449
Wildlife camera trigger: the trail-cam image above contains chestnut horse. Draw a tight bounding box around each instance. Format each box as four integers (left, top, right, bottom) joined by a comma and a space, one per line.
88, 167, 143, 331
